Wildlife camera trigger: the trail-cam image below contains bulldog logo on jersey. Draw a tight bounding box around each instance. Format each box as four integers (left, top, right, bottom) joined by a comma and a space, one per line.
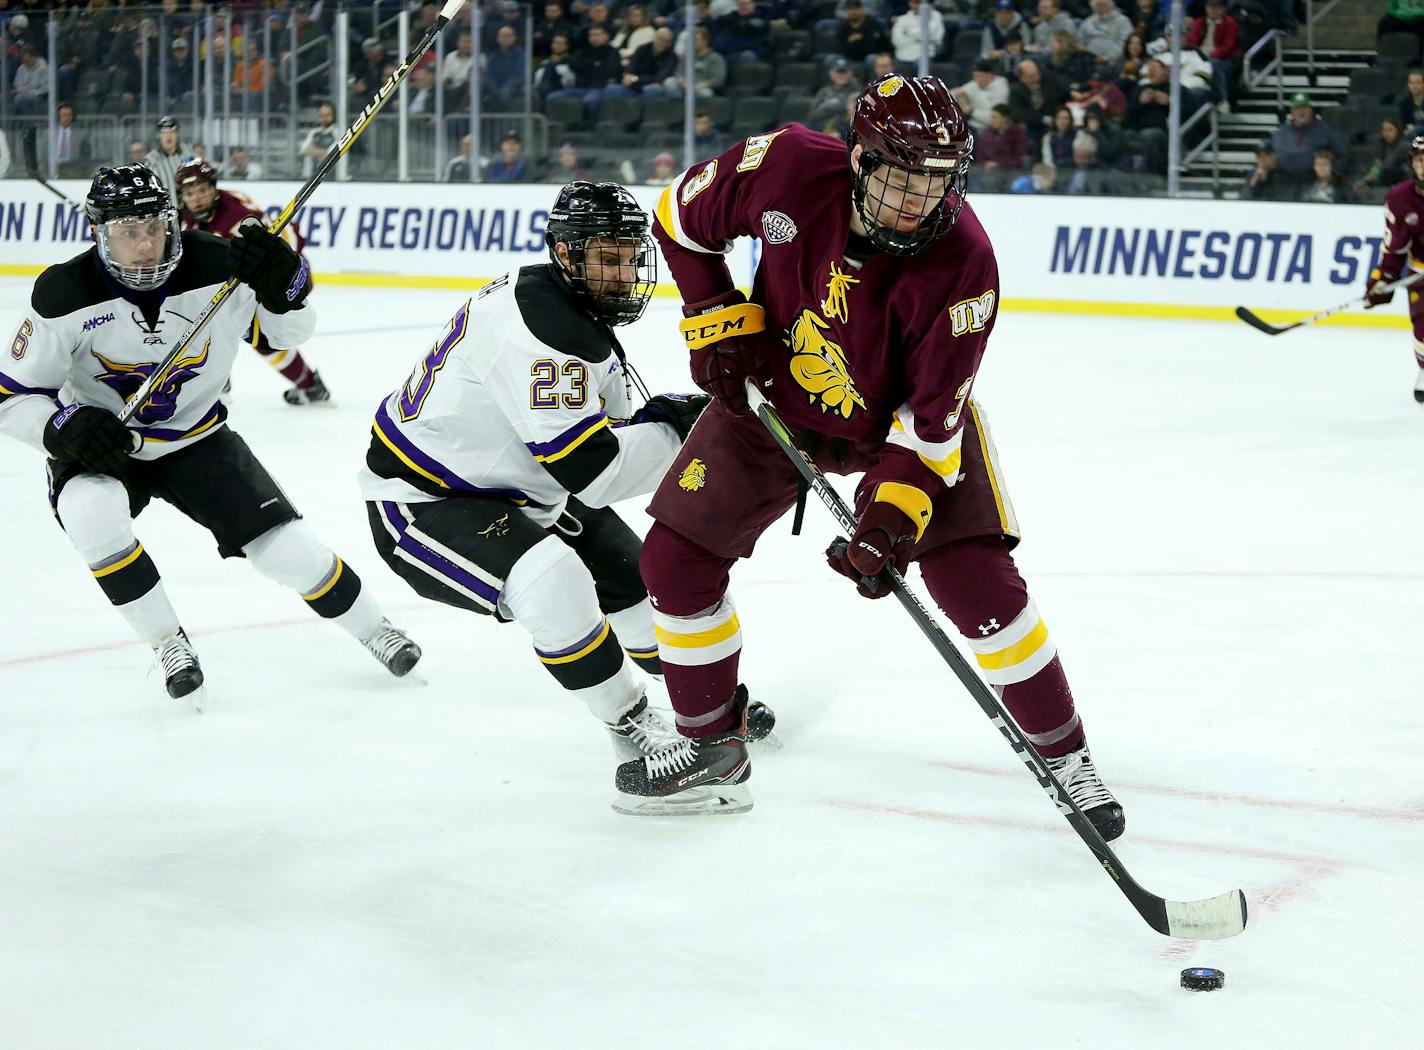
785, 309, 866, 419
678, 458, 707, 491
91, 339, 211, 425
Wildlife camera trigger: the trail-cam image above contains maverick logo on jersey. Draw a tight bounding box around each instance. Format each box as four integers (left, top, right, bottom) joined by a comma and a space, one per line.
91, 339, 211, 425
785, 309, 866, 419
82, 313, 116, 333
477, 513, 510, 538
761, 210, 798, 245
948, 290, 996, 336
678, 458, 707, 492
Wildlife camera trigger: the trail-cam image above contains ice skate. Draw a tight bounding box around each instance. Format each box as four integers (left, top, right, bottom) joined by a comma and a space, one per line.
1044, 739, 1125, 842
282, 370, 332, 406
362, 619, 422, 677
154, 629, 204, 707
1413, 369, 1423, 403
606, 696, 680, 761
613, 686, 753, 815
745, 696, 777, 745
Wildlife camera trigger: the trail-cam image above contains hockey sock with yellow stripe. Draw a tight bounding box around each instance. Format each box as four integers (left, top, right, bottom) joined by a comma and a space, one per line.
88, 540, 183, 645
920, 536, 1085, 759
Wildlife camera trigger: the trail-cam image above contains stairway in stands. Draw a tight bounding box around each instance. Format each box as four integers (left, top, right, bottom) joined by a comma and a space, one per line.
1180, 44, 1374, 197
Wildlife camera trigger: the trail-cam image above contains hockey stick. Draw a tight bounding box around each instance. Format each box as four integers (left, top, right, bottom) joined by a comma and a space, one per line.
35, 176, 81, 209
745, 382, 1248, 940
115, 0, 468, 426
1235, 269, 1424, 336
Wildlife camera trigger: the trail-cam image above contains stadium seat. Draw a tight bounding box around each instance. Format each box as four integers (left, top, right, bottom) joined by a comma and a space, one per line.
731, 96, 780, 137
769, 28, 811, 61
1377, 33, 1422, 64
702, 96, 734, 128
1350, 68, 1397, 104
543, 95, 587, 128
596, 95, 643, 131
727, 62, 774, 98
774, 63, 819, 93
777, 93, 814, 125
641, 95, 685, 128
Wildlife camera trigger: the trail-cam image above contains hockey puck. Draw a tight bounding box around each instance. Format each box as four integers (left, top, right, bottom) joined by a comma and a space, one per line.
1180, 967, 1226, 991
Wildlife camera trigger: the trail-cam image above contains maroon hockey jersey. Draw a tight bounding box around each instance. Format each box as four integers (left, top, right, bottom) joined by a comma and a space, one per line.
181, 187, 307, 257
1375, 179, 1424, 283
653, 122, 1000, 504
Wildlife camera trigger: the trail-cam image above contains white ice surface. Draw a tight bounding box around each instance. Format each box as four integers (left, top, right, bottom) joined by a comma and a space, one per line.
1, 281, 1421, 1050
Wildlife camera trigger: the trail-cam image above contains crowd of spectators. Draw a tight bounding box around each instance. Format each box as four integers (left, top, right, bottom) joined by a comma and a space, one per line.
0, 0, 1378, 198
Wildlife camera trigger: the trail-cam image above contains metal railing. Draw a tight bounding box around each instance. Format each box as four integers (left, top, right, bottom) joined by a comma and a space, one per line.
1244, 29, 1286, 115
1304, 0, 1348, 83
1178, 102, 1220, 193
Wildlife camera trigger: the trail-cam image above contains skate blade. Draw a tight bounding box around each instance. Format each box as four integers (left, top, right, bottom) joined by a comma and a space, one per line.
750, 729, 783, 751
179, 684, 208, 714
611, 782, 753, 816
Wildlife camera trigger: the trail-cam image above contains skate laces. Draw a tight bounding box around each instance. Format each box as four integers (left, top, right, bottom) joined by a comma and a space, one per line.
1046, 747, 1117, 810
615, 704, 677, 752
155, 632, 197, 677
643, 736, 698, 779
363, 620, 410, 666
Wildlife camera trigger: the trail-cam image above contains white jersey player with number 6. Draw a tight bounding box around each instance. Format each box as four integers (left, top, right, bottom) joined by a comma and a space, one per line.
0, 163, 421, 705
359, 182, 773, 792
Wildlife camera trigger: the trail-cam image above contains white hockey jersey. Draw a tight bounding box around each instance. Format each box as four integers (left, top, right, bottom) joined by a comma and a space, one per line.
359, 264, 680, 526
0, 232, 315, 460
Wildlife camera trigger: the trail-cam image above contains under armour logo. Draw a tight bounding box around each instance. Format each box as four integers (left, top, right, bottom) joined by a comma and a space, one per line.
978, 618, 1000, 635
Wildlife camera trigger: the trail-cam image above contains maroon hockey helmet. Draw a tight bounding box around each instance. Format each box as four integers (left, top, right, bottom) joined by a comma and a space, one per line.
175, 156, 219, 223
847, 74, 974, 255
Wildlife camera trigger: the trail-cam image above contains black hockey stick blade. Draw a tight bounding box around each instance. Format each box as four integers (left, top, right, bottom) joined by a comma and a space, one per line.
745, 382, 1248, 941
1234, 305, 1293, 336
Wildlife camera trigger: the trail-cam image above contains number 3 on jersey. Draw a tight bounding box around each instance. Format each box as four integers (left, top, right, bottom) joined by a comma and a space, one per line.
398, 299, 471, 421
530, 359, 588, 410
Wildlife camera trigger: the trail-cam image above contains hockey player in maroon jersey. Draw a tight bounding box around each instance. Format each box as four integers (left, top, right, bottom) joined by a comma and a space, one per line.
1364, 134, 1424, 403
613, 74, 1125, 834
175, 158, 332, 406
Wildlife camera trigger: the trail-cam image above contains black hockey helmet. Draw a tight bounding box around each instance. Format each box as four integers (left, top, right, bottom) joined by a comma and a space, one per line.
847, 74, 974, 256
86, 163, 183, 290
545, 181, 656, 326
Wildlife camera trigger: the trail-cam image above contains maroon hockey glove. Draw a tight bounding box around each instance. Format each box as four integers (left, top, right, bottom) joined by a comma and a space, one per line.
826, 498, 921, 600
43, 404, 141, 474
678, 291, 768, 415
1365, 268, 1396, 308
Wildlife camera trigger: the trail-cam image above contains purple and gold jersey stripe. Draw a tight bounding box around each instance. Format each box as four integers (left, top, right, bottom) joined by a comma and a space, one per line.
525, 413, 611, 463
0, 369, 60, 399
374, 400, 528, 503
137, 400, 226, 443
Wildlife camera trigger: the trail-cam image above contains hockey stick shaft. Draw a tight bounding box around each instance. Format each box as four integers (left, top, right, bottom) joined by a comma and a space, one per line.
116, 0, 468, 426
1236, 269, 1424, 336
745, 382, 1247, 940
35, 176, 80, 208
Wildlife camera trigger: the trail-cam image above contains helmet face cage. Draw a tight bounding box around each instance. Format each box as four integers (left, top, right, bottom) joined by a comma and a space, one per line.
850, 146, 969, 256
1412, 134, 1424, 187
555, 232, 658, 326
94, 207, 184, 291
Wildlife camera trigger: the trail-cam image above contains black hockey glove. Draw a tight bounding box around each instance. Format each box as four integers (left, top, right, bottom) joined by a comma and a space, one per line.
631, 392, 711, 441
229, 217, 311, 314
43, 404, 142, 474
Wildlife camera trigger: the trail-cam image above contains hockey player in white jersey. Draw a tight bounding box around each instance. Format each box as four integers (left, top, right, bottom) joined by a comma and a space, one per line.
0, 164, 421, 703
360, 182, 772, 784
